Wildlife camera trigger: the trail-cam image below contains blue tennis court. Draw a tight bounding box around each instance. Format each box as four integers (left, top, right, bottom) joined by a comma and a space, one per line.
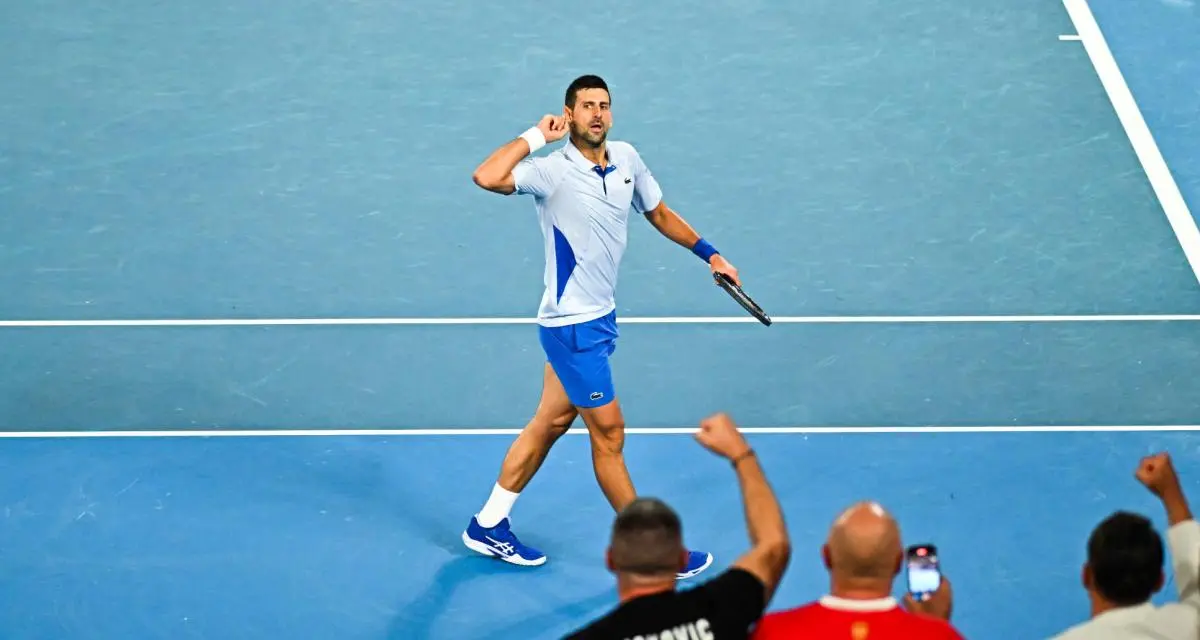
2, 0, 1198, 638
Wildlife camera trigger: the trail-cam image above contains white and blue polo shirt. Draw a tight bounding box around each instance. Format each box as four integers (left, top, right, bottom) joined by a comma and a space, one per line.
511, 140, 663, 328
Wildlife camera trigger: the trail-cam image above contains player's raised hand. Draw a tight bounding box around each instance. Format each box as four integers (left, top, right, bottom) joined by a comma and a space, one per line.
536, 114, 569, 143
695, 412, 752, 461
709, 254, 741, 287
1136, 452, 1182, 498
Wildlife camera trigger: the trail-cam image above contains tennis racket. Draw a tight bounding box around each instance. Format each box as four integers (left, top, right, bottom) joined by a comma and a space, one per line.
714, 272, 772, 326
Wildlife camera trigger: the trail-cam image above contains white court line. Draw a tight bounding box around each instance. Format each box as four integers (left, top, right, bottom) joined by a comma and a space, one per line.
1059, 34, 1082, 41
1, 314, 1200, 328
1063, 0, 1200, 285
2, 425, 1199, 438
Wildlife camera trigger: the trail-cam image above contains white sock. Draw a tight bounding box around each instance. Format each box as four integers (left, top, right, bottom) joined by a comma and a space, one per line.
477, 483, 520, 528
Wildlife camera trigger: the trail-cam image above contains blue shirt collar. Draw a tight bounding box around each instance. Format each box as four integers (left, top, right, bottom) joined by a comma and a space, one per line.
564, 140, 616, 175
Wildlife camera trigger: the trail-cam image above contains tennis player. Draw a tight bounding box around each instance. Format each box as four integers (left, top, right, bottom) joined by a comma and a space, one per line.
464, 74, 741, 579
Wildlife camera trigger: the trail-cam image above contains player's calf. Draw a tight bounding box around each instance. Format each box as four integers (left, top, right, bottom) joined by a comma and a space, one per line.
581, 402, 636, 511
461, 376, 576, 568
497, 408, 577, 493
587, 414, 625, 457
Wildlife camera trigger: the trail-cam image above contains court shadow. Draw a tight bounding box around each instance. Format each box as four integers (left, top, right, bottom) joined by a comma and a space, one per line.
384, 555, 614, 640
272, 438, 470, 554
267, 438, 618, 638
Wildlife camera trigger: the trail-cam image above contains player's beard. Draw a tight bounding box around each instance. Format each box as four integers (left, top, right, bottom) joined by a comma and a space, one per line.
571, 119, 608, 148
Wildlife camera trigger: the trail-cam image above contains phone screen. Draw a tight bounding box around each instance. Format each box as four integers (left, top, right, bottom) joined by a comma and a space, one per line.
906, 545, 940, 596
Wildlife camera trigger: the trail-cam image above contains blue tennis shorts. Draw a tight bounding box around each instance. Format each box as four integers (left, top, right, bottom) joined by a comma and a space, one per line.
538, 310, 618, 409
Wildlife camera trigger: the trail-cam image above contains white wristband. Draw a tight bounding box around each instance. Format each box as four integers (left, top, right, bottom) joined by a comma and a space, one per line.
519, 126, 546, 153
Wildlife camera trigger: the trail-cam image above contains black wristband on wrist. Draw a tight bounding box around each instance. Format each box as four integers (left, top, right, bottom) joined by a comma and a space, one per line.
731, 449, 756, 467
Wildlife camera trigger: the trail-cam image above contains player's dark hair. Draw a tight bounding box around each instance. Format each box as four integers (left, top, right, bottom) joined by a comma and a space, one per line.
1087, 511, 1164, 606
565, 74, 609, 108
609, 497, 684, 576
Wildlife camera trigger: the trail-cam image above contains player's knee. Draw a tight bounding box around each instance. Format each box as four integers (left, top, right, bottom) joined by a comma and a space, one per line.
549, 409, 577, 431
588, 418, 626, 455
549, 408, 576, 434
531, 408, 576, 439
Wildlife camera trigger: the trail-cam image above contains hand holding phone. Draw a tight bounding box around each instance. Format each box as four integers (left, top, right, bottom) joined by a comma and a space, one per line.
905, 543, 941, 600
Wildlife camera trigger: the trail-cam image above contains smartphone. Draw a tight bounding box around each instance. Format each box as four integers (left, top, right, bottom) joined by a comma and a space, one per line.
905, 543, 941, 599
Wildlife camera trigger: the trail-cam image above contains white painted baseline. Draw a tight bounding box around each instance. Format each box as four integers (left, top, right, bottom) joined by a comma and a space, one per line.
2, 425, 1199, 438
1, 314, 1199, 328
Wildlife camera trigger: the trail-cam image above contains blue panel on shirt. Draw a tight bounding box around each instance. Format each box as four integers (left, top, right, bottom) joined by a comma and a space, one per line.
553, 225, 576, 303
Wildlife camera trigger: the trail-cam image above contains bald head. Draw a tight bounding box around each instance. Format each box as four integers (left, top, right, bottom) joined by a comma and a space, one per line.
825, 501, 903, 581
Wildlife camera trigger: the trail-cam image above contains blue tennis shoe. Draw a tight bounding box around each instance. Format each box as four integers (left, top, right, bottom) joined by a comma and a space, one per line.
462, 516, 547, 566
463, 515, 710, 578
678, 550, 713, 580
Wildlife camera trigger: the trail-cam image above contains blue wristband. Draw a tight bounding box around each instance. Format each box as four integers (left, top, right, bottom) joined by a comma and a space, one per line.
692, 238, 719, 262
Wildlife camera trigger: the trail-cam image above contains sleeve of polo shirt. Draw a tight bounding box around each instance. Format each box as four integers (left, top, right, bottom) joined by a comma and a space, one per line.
1168, 519, 1200, 606
630, 148, 663, 214
511, 155, 558, 198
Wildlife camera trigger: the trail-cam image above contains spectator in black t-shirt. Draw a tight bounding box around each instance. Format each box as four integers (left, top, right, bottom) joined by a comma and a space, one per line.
564, 413, 791, 639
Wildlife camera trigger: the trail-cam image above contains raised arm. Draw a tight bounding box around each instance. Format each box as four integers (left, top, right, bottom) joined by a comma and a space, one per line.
1136, 452, 1200, 606
695, 413, 791, 605
472, 115, 567, 195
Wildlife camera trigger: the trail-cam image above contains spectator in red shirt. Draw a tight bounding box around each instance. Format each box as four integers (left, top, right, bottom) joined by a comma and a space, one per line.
751, 501, 963, 639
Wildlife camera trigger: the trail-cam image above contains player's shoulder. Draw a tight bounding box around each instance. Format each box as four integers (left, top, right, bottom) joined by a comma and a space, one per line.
605, 140, 643, 161
606, 139, 637, 152
528, 145, 574, 167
